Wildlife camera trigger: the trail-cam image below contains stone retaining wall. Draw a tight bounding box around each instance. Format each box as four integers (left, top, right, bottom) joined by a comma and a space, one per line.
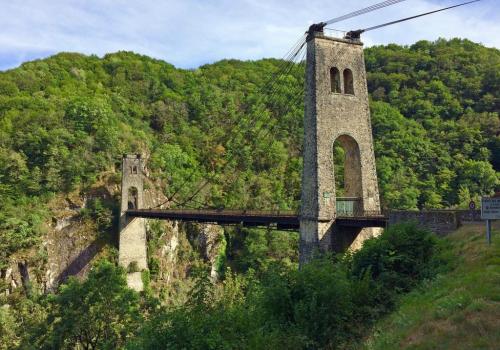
388, 210, 459, 236
388, 209, 486, 235
455, 210, 482, 223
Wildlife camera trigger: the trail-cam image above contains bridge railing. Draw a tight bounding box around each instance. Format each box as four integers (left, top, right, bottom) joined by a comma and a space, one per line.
335, 197, 382, 216
336, 197, 363, 217
129, 202, 385, 220
128, 208, 298, 217
336, 197, 384, 217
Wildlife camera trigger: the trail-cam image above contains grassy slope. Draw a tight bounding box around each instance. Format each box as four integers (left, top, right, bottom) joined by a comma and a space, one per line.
364, 222, 500, 350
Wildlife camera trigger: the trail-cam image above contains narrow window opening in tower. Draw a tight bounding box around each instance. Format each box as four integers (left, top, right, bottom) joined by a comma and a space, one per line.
343, 69, 354, 95
330, 67, 341, 93
132, 166, 138, 174
128, 187, 138, 209
333, 135, 363, 216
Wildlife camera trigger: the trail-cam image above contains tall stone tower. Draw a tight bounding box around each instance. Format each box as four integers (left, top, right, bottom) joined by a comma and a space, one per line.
119, 154, 148, 291
299, 31, 381, 264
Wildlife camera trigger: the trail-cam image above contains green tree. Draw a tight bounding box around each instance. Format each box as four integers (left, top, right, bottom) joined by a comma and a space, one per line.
25, 261, 141, 350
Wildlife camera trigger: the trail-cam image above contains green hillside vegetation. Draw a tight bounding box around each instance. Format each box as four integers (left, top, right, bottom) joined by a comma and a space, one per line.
2, 222, 497, 349
0, 38, 499, 270
365, 222, 500, 350
1, 223, 446, 349
0, 38, 499, 349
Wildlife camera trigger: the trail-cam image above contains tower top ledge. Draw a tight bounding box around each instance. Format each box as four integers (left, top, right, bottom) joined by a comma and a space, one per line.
122, 154, 142, 159
307, 31, 364, 46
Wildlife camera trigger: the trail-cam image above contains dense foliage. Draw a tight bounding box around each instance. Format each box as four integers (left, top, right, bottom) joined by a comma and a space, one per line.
0, 39, 499, 266
0, 38, 498, 348
2, 223, 443, 349
366, 40, 499, 209
23, 261, 141, 349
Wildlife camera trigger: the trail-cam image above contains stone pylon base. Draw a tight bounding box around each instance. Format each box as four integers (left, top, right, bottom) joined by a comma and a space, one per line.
126, 272, 144, 292
348, 227, 383, 251
299, 219, 335, 265
299, 219, 383, 266
119, 218, 148, 291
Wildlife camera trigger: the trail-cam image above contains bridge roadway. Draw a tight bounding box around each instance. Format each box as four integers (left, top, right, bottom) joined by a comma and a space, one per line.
126, 209, 387, 230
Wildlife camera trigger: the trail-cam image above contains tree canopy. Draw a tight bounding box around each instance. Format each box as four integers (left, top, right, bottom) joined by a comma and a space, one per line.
0, 38, 498, 267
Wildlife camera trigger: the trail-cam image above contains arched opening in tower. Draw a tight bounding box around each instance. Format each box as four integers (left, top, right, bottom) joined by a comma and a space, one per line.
343, 69, 354, 95
330, 67, 341, 93
128, 187, 138, 209
333, 135, 363, 216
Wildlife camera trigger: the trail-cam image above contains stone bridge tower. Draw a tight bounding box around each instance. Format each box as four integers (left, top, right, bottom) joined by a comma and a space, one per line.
299, 31, 381, 264
119, 154, 148, 291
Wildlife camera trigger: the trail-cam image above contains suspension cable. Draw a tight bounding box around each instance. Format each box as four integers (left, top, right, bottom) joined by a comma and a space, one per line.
346, 0, 481, 39
325, 0, 408, 25
152, 0, 427, 210
150, 35, 307, 209
180, 45, 308, 209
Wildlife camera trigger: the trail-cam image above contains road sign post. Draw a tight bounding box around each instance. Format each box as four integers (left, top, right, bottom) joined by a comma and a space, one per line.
486, 219, 491, 245
481, 197, 500, 245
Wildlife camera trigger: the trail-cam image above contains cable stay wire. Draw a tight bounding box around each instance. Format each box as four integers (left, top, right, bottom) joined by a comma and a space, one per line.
151, 0, 424, 210
174, 44, 306, 205
149, 0, 437, 210
260, 41, 307, 100
259, 34, 307, 93
207, 50, 308, 210
150, 35, 307, 209
179, 58, 307, 208
180, 46, 308, 209
324, 0, 408, 25
346, 0, 481, 38
324, 28, 347, 34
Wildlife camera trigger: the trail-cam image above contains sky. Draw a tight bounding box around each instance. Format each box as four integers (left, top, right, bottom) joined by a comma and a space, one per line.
0, 0, 498, 71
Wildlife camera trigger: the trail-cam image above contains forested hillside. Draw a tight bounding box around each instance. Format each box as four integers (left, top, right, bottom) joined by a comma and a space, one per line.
1, 38, 499, 270
0, 38, 499, 349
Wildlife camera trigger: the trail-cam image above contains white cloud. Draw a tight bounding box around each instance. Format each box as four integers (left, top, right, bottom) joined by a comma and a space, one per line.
0, 0, 498, 70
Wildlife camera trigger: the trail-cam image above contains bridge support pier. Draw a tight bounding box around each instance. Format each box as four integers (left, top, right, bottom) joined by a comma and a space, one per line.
299, 220, 332, 265
299, 31, 382, 265
299, 220, 382, 264
119, 154, 148, 291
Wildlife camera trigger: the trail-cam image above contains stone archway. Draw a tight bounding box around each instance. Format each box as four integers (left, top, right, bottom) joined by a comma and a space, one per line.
127, 187, 138, 210
333, 135, 362, 197
333, 134, 363, 217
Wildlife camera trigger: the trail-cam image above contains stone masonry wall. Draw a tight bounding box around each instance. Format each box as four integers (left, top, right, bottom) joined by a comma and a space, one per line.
388, 210, 459, 236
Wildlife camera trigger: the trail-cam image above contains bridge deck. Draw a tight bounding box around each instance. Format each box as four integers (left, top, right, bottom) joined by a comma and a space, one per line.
126, 209, 387, 230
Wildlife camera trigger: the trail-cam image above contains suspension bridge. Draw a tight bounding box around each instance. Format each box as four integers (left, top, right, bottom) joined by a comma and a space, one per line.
117, 0, 481, 291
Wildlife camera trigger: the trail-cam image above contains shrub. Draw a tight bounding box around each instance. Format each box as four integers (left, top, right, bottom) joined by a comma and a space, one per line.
127, 261, 140, 273
23, 261, 141, 349
290, 259, 358, 348
130, 223, 446, 349
349, 223, 443, 310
